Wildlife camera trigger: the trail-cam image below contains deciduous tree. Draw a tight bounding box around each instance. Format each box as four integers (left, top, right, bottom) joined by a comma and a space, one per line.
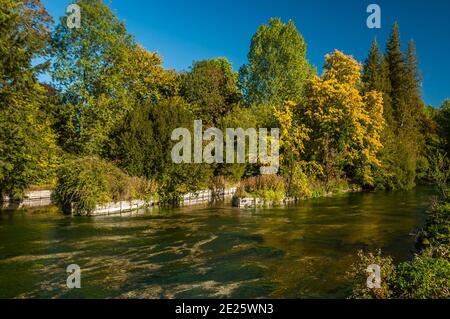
239, 18, 314, 106
0, 0, 60, 199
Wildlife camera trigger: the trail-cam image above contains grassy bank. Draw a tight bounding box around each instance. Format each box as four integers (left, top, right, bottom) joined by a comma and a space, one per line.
52, 158, 364, 213
234, 173, 361, 206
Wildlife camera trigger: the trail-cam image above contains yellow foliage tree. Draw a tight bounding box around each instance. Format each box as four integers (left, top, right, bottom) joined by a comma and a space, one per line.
125, 45, 180, 102
302, 50, 384, 186
274, 101, 311, 194
274, 101, 310, 161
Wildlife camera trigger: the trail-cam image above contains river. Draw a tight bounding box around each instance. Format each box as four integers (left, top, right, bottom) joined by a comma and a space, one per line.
0, 186, 435, 298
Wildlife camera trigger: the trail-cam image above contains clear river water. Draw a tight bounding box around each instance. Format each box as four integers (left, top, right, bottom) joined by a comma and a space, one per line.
0, 186, 435, 298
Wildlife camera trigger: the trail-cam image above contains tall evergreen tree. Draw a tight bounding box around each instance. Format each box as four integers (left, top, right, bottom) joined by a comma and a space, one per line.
404, 40, 423, 115
361, 23, 427, 190
385, 22, 409, 128
362, 37, 383, 92
405, 41, 421, 92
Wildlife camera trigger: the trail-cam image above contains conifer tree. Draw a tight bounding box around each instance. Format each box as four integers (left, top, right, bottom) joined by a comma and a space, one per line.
385, 22, 407, 127
362, 37, 383, 92
360, 23, 429, 190
404, 40, 423, 117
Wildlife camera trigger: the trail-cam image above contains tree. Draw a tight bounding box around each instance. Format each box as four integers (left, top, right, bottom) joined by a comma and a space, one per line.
302, 50, 384, 187
107, 101, 155, 178
181, 58, 241, 126
438, 100, 450, 155
405, 40, 422, 101
101, 44, 181, 160
0, 0, 60, 199
109, 97, 213, 203
239, 18, 314, 106
362, 23, 427, 190
124, 44, 180, 105
50, 0, 134, 154
51, 0, 177, 155
274, 101, 311, 193
217, 104, 272, 181
362, 37, 383, 92
385, 22, 407, 126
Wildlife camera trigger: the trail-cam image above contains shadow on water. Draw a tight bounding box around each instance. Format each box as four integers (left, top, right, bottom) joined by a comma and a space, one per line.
0, 186, 435, 298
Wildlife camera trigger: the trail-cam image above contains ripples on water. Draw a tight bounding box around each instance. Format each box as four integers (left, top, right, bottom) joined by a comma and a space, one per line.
0, 187, 434, 298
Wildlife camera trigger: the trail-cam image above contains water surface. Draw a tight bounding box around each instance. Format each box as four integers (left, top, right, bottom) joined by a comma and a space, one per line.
0, 187, 434, 298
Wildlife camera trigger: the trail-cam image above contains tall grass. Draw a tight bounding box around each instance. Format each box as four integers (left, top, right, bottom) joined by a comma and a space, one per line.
236, 174, 285, 201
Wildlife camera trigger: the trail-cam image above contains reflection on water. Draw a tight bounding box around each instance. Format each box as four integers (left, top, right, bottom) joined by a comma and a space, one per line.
0, 187, 434, 298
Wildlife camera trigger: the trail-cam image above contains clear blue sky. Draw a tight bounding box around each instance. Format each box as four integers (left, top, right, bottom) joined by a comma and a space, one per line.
42, 0, 450, 106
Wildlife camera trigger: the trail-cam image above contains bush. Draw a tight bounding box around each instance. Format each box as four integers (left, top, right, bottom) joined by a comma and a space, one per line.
348, 250, 397, 299
418, 200, 450, 248
287, 162, 315, 198
350, 249, 450, 299
394, 252, 450, 299
53, 157, 157, 214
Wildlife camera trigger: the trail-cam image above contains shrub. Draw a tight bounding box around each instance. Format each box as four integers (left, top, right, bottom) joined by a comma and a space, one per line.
53, 157, 157, 214
418, 198, 450, 248
394, 252, 450, 299
348, 250, 397, 299
287, 163, 313, 198
350, 249, 450, 299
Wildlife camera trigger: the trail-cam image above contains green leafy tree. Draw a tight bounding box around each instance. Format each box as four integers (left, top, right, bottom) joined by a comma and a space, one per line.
239, 18, 315, 106
438, 100, 450, 156
0, 0, 60, 199
51, 0, 177, 155
181, 58, 241, 126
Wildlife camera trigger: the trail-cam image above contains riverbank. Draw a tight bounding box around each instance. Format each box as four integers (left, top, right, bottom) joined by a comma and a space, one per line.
232, 174, 362, 208
1, 178, 361, 215
233, 186, 363, 208
1, 186, 238, 216
1, 189, 52, 209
